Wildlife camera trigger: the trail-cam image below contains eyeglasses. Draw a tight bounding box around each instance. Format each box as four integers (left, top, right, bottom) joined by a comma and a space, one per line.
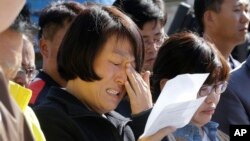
198, 81, 228, 97
143, 33, 168, 47
17, 66, 38, 80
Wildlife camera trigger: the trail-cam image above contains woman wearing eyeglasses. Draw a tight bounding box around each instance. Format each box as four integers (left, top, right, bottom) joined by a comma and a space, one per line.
151, 32, 230, 141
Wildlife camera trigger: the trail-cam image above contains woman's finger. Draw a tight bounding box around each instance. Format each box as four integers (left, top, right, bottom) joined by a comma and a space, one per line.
141, 71, 150, 87
125, 81, 136, 100
126, 63, 142, 95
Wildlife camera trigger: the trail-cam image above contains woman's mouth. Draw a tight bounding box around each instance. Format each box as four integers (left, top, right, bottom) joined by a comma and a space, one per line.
106, 88, 120, 96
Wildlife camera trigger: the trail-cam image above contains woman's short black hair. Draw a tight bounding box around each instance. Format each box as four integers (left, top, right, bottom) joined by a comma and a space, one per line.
57, 5, 144, 82
151, 32, 229, 101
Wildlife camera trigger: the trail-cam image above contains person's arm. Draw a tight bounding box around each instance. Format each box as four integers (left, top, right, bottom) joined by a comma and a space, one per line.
129, 108, 152, 139
0, 0, 26, 32
138, 127, 176, 141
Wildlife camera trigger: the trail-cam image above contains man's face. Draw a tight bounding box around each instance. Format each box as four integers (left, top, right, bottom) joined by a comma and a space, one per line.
210, 0, 249, 46
41, 22, 71, 76
0, 29, 23, 80
140, 20, 166, 72
13, 36, 36, 87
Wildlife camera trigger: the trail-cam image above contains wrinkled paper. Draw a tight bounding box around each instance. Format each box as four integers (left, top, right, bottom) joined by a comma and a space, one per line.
142, 73, 209, 137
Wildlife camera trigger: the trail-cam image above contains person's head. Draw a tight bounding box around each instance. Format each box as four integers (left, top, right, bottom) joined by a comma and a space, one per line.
13, 34, 36, 87
58, 5, 144, 114
113, 0, 167, 71
194, 0, 249, 47
0, 4, 32, 80
38, 1, 83, 86
152, 32, 230, 127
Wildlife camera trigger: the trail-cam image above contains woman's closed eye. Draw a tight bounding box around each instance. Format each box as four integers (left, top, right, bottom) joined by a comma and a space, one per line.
233, 8, 241, 12
113, 62, 121, 66
110, 60, 122, 66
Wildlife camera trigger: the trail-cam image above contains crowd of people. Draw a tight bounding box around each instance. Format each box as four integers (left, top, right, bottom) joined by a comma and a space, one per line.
0, 0, 249, 141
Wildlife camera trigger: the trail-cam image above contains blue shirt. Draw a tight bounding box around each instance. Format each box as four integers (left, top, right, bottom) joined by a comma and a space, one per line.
173, 121, 220, 141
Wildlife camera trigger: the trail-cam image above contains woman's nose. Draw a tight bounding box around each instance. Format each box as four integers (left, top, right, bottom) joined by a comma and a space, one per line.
115, 67, 128, 85
205, 90, 219, 104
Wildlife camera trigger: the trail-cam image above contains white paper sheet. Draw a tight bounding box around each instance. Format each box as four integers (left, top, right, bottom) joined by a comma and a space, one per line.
142, 73, 209, 137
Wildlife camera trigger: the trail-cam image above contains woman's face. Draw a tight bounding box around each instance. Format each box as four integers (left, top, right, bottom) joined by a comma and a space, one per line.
192, 82, 227, 127
192, 95, 219, 127
160, 79, 225, 127
73, 35, 135, 114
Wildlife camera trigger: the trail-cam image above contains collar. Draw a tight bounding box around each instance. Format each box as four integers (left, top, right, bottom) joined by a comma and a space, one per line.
203, 121, 219, 130
183, 121, 219, 132
228, 55, 240, 69
173, 121, 219, 140
37, 70, 61, 87
46, 87, 101, 117
9, 81, 32, 112
246, 55, 250, 69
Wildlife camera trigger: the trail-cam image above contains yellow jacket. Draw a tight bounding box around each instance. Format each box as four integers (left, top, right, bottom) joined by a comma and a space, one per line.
9, 81, 46, 141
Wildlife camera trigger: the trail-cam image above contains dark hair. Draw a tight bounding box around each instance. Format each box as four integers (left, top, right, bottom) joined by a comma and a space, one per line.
38, 1, 83, 40
113, 0, 167, 29
57, 6, 144, 82
151, 32, 229, 101
194, 0, 223, 33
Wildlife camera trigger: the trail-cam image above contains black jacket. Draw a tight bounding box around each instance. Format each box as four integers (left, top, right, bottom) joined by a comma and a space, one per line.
212, 55, 250, 135
34, 87, 149, 141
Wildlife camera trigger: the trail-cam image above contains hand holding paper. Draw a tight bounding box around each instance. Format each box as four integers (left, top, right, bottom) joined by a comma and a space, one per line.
142, 73, 209, 137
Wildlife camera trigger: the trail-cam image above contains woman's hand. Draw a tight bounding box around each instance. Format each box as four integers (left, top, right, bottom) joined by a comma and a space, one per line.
138, 127, 176, 141
125, 63, 153, 115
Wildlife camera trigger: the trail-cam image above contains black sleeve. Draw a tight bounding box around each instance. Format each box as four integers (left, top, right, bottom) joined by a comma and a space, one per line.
129, 108, 152, 140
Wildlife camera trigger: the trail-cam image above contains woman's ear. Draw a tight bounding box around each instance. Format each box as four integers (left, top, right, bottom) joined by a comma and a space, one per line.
160, 79, 168, 90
